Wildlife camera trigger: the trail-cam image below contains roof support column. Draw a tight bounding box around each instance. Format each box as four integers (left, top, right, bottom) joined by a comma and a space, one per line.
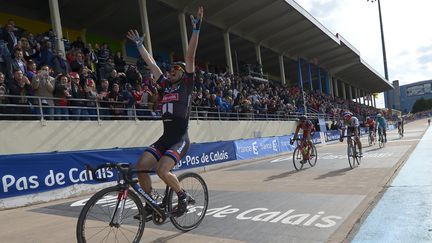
367, 93, 371, 106
224, 32, 234, 75
334, 79, 339, 97
341, 82, 347, 100
48, 0, 65, 54
361, 90, 365, 105
178, 12, 188, 58
255, 45, 262, 65
307, 63, 313, 91
297, 57, 307, 113
373, 95, 377, 108
279, 55, 286, 84
139, 0, 153, 56
317, 67, 322, 93
327, 73, 333, 97
354, 88, 359, 103
348, 84, 353, 101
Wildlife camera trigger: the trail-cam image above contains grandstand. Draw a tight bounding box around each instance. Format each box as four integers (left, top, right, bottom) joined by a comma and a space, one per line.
0, 0, 393, 124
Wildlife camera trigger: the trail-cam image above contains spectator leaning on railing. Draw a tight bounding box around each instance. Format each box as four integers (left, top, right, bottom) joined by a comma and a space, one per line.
6, 69, 32, 119
53, 74, 71, 120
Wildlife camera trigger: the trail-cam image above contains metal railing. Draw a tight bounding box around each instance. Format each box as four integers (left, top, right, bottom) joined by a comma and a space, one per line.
0, 94, 335, 122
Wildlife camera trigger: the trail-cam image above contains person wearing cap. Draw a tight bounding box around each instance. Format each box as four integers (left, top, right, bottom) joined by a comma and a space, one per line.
291, 115, 315, 161
340, 111, 362, 156
126, 7, 203, 216
375, 112, 387, 142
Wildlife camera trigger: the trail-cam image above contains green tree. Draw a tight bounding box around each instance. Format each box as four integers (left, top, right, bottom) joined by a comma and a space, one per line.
411, 98, 432, 113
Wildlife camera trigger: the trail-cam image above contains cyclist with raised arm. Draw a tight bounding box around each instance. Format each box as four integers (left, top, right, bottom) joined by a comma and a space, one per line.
375, 112, 387, 143
339, 111, 362, 156
291, 115, 315, 161
366, 116, 376, 143
127, 7, 203, 216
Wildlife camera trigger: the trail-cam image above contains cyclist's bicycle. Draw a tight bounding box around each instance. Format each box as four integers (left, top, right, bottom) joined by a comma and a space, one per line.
367, 129, 376, 146
291, 137, 317, 171
377, 126, 386, 148
76, 163, 209, 243
398, 125, 404, 138
342, 134, 361, 169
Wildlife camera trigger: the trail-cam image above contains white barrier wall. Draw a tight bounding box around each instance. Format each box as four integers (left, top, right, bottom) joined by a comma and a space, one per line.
0, 120, 297, 154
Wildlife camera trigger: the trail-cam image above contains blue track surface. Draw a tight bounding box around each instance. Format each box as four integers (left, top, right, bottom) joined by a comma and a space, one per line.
352, 126, 432, 243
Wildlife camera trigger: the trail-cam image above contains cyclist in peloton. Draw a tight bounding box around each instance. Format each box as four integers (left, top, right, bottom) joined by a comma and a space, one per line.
126, 6, 203, 216
339, 111, 362, 156
366, 116, 376, 141
375, 112, 387, 143
291, 115, 315, 161
397, 116, 404, 136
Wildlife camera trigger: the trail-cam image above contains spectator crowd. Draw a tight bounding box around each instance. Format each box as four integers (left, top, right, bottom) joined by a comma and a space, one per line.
0, 19, 385, 124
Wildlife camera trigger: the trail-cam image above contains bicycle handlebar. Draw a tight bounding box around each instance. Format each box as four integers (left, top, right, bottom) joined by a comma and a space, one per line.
85, 163, 137, 183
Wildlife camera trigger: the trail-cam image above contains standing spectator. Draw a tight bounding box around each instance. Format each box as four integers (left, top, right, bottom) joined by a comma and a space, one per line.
71, 36, 85, 51
2, 24, 18, 54
40, 40, 55, 68
69, 72, 88, 120
83, 43, 98, 72
26, 60, 37, 81
97, 43, 111, 79
85, 78, 98, 120
114, 51, 126, 72
10, 49, 27, 75
108, 83, 125, 119
97, 79, 110, 119
52, 51, 69, 75
122, 83, 135, 120
0, 72, 8, 118
20, 37, 39, 61
7, 69, 33, 119
70, 52, 85, 73
32, 65, 55, 119
0, 40, 11, 77
53, 74, 71, 120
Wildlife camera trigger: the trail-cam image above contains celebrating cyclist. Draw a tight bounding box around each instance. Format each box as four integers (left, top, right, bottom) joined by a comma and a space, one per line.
339, 111, 362, 156
375, 112, 387, 143
366, 116, 376, 142
127, 6, 203, 216
291, 115, 315, 160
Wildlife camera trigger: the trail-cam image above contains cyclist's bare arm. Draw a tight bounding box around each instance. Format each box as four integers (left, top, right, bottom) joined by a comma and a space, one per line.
185, 6, 203, 73
126, 30, 163, 78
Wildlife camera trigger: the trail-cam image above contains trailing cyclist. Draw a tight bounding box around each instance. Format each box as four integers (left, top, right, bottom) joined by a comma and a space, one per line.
291, 115, 315, 162
375, 113, 387, 143
397, 116, 404, 136
127, 7, 203, 217
366, 116, 376, 144
339, 111, 362, 156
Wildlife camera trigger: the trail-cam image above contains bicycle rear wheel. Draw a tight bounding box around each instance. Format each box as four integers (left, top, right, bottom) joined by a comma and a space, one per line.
378, 134, 384, 148
292, 147, 304, 171
76, 186, 145, 243
168, 172, 208, 232
308, 144, 317, 167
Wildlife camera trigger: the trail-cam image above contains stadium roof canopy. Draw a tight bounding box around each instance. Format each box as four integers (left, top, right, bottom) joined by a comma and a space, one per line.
0, 0, 393, 93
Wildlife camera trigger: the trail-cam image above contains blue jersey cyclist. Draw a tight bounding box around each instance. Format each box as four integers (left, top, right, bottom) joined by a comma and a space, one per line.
127, 6, 204, 216
375, 113, 387, 142
339, 111, 362, 156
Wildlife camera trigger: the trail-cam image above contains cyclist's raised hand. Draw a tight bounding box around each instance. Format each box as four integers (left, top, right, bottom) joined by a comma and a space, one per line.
190, 6, 203, 31
126, 30, 144, 46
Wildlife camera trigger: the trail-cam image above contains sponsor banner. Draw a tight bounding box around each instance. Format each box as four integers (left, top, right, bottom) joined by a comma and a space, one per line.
234, 137, 281, 160
174, 141, 236, 170
0, 141, 236, 199
312, 132, 322, 144
277, 135, 295, 153
325, 130, 340, 142
0, 148, 145, 199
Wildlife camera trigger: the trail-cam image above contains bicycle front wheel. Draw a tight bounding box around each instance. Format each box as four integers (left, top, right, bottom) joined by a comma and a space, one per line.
168, 172, 209, 232
347, 142, 357, 169
293, 147, 304, 171
76, 186, 145, 243
378, 134, 384, 148
308, 144, 317, 167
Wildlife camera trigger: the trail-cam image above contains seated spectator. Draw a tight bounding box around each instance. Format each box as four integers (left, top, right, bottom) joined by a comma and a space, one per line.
108, 83, 125, 119
70, 52, 85, 73
10, 49, 27, 76
0, 72, 8, 118
40, 40, 55, 67
26, 60, 37, 81
85, 78, 98, 120
114, 51, 126, 72
52, 51, 69, 75
97, 79, 110, 119
69, 72, 88, 120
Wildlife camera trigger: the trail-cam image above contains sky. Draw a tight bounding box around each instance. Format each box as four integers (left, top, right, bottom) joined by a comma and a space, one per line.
293, 0, 432, 108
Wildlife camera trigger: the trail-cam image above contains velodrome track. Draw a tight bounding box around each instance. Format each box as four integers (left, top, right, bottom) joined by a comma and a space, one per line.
0, 119, 429, 243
